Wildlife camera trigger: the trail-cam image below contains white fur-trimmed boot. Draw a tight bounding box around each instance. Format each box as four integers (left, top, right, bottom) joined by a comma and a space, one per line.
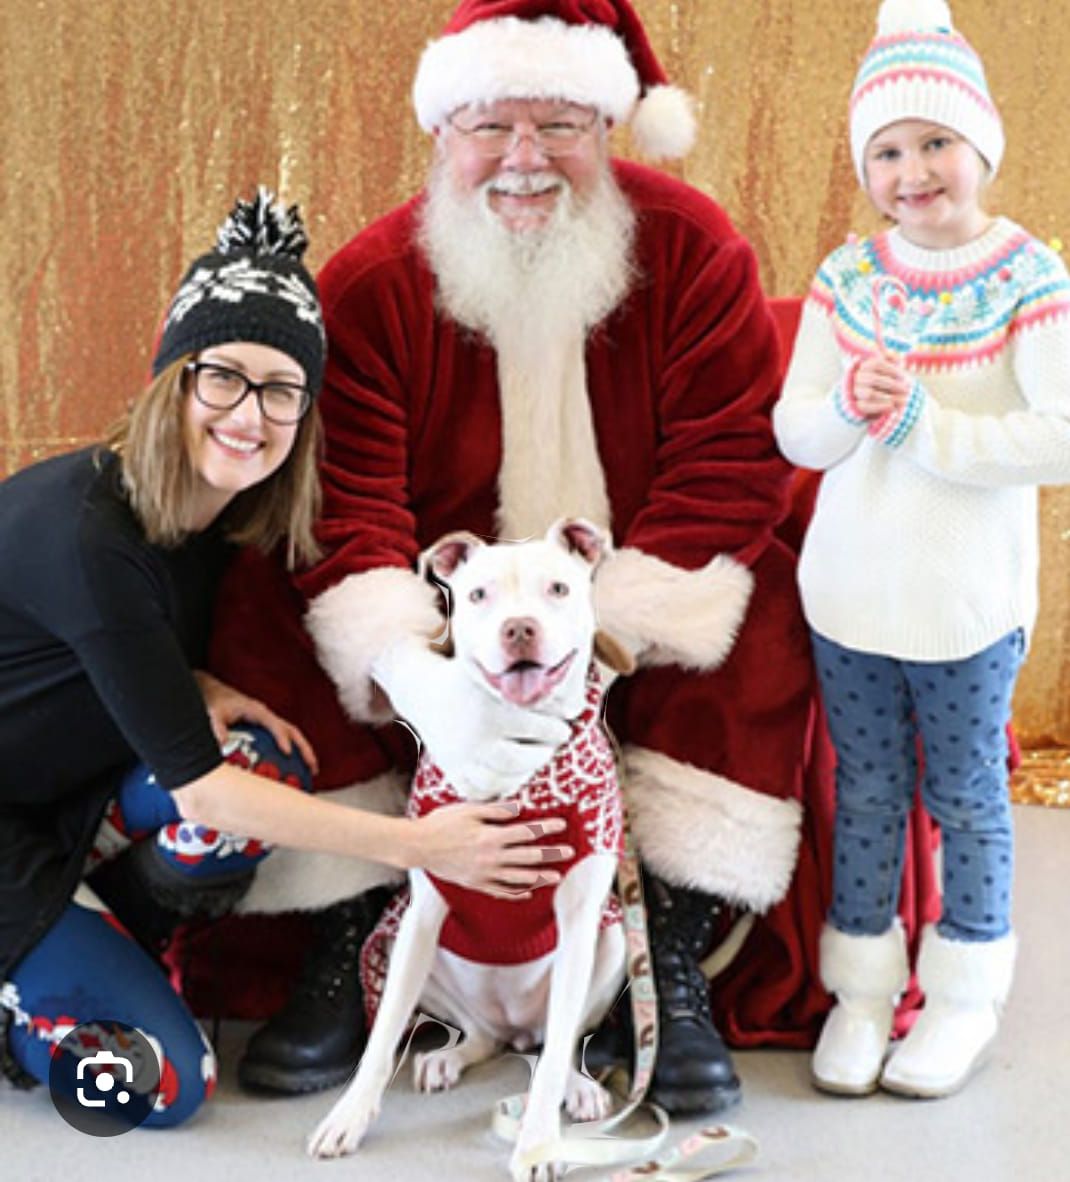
880, 925, 1017, 1098
812, 920, 909, 1095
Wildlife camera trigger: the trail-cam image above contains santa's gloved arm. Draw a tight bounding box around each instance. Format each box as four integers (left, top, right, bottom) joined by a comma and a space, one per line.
306, 568, 569, 795
304, 566, 442, 725
594, 547, 753, 671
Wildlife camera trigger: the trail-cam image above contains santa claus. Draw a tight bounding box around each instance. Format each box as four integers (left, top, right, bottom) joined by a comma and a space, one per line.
211, 0, 935, 1115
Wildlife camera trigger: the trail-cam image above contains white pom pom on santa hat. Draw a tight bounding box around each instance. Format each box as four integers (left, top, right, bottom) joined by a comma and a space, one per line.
877, 0, 953, 35
631, 83, 697, 162
412, 0, 697, 161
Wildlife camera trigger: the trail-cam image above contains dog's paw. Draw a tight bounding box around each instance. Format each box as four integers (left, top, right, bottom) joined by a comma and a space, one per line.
508, 1143, 566, 1182
510, 1111, 564, 1182
413, 1047, 464, 1093
305, 1097, 379, 1160
564, 1067, 611, 1123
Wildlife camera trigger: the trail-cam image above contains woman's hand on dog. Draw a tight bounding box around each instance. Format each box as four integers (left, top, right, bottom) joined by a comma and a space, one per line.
407, 802, 572, 899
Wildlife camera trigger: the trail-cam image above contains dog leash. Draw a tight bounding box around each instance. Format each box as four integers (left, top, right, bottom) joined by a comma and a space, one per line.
492, 800, 758, 1180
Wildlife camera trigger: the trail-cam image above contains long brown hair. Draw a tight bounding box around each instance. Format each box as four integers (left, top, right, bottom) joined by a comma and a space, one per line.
106, 356, 322, 568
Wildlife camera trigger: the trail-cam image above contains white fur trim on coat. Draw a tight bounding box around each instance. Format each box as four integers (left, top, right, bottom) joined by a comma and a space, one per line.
305, 567, 444, 724
413, 16, 640, 132
236, 775, 408, 914
916, 924, 1017, 1007
820, 920, 909, 999
623, 746, 801, 911
594, 547, 754, 671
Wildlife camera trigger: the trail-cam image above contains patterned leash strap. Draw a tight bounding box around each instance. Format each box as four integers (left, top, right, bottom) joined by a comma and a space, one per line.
493, 798, 759, 1179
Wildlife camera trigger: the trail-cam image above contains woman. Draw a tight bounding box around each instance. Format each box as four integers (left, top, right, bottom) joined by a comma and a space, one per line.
0, 189, 570, 1126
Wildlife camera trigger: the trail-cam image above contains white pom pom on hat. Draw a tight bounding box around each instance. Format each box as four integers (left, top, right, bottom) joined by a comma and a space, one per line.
412, 0, 697, 162
877, 0, 952, 34
850, 0, 1004, 184
631, 82, 697, 162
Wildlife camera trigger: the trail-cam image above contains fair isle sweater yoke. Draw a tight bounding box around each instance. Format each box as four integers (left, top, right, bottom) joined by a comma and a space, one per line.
774, 217, 1070, 662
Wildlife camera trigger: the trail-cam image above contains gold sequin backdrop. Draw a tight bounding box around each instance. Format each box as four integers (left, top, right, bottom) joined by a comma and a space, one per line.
3, 1, 1070, 753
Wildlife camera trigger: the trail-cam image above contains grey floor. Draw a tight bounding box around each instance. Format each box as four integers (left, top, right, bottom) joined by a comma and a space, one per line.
4, 804, 1068, 1182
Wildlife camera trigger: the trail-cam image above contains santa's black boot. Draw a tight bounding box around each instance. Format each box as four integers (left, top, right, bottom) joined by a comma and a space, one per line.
645, 873, 742, 1114
237, 888, 392, 1095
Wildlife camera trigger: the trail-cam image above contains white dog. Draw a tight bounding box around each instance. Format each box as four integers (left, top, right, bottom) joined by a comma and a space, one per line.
307, 518, 633, 1181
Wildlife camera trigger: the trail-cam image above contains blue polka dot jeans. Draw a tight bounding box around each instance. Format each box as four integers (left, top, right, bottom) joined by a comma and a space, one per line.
812, 629, 1023, 944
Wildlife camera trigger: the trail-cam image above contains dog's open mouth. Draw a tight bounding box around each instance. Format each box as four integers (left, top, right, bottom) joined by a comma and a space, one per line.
479, 649, 578, 706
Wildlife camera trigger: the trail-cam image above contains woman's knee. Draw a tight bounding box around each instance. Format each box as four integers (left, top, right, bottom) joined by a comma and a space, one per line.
6, 900, 219, 1128
222, 723, 312, 790
152, 724, 312, 880
141, 1025, 218, 1128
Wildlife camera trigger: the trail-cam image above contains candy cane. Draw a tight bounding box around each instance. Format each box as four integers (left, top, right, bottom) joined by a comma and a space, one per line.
871, 274, 910, 355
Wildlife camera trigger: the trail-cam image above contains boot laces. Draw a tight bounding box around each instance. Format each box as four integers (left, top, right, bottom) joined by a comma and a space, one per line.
649, 884, 721, 1018
292, 904, 367, 1008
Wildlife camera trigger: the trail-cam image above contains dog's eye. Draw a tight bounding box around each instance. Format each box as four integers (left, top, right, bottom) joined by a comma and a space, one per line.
548, 581, 570, 598
469, 587, 486, 603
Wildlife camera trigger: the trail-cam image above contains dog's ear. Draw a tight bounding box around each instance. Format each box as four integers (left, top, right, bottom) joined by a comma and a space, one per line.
430, 635, 455, 658
593, 629, 636, 675
418, 531, 485, 585
548, 517, 609, 568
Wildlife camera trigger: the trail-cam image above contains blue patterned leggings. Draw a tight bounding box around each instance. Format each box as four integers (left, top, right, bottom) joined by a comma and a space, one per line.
2, 725, 310, 1127
812, 630, 1023, 943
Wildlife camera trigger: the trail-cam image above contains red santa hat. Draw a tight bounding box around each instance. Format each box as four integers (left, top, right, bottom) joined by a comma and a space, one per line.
412, 0, 697, 161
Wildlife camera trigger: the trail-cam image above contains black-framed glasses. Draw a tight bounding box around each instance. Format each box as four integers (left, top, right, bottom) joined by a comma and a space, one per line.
446, 109, 600, 158
184, 361, 311, 425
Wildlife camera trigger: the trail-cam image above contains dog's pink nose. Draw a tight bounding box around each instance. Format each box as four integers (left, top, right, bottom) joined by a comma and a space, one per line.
501, 616, 540, 654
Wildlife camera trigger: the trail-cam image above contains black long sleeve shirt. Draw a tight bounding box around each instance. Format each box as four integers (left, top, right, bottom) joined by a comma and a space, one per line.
0, 447, 231, 974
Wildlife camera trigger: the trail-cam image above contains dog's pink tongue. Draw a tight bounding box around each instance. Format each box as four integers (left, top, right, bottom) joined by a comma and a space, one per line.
499, 666, 552, 706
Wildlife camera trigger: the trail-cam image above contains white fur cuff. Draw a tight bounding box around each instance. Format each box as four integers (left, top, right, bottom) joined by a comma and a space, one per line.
594, 547, 754, 671
820, 921, 909, 997
916, 925, 1018, 1007
305, 567, 444, 724
623, 746, 801, 912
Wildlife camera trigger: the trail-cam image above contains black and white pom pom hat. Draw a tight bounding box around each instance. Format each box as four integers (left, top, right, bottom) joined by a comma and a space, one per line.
152, 187, 326, 394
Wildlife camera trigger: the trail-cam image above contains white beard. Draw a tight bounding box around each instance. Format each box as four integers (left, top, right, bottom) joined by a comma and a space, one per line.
418, 161, 636, 540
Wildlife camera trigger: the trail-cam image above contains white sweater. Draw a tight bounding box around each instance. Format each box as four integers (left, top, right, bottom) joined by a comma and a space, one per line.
774, 217, 1070, 661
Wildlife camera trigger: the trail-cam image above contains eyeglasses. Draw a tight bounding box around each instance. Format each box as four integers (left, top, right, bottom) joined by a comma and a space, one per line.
184, 361, 311, 425
446, 110, 600, 158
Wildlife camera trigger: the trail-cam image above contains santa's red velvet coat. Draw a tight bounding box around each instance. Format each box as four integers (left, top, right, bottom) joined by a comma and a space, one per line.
207, 160, 939, 1045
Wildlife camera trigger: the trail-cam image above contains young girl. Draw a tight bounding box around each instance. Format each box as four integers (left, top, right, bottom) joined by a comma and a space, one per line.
0, 190, 568, 1126
775, 0, 1070, 1099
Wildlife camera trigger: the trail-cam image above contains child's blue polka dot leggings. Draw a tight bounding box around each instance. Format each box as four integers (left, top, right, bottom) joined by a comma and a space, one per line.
812, 628, 1023, 944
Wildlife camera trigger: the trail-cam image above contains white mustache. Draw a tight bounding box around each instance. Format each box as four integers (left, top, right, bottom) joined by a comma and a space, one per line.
486, 172, 564, 196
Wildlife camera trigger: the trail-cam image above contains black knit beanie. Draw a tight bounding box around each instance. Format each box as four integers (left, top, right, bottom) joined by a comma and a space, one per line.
152, 187, 325, 394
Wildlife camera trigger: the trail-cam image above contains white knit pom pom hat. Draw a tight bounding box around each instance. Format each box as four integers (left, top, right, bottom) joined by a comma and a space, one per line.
412, 0, 697, 162
850, 0, 1004, 184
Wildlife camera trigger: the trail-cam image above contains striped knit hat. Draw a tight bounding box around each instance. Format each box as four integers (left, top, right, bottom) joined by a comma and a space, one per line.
850, 0, 1003, 184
